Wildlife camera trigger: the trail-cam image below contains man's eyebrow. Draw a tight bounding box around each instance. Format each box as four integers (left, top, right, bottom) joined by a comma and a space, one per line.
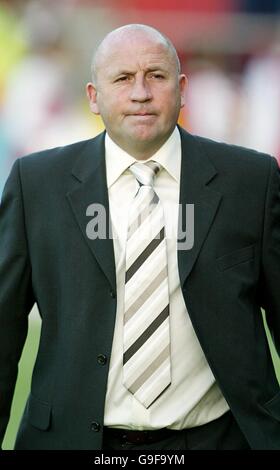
110, 66, 168, 77
112, 69, 135, 76
145, 66, 169, 73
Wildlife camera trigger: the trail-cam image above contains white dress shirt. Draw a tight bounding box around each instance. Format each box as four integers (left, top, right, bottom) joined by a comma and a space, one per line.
104, 127, 229, 430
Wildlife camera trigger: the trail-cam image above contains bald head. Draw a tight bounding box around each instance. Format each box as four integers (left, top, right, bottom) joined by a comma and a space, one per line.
91, 24, 181, 84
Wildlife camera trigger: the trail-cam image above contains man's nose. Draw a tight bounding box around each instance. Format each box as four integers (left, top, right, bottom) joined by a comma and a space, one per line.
130, 77, 152, 102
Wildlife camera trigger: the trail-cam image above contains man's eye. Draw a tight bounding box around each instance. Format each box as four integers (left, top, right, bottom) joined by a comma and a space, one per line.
150, 74, 165, 80
115, 76, 129, 82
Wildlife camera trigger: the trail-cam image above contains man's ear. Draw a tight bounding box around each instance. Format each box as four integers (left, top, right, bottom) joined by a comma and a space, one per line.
179, 74, 187, 108
86, 82, 100, 114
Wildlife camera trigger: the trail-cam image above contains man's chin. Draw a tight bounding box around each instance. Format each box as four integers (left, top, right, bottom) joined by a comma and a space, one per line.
127, 127, 159, 146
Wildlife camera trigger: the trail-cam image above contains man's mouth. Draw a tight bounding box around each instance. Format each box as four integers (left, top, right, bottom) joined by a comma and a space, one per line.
127, 112, 156, 117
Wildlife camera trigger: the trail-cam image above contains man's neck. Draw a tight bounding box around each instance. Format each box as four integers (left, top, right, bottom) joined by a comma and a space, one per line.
106, 130, 176, 161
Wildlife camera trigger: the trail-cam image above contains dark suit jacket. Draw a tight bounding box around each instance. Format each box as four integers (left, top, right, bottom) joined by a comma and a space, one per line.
0, 127, 280, 449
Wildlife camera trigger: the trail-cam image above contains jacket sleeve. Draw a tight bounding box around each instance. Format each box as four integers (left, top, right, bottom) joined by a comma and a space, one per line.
260, 157, 280, 356
0, 160, 35, 446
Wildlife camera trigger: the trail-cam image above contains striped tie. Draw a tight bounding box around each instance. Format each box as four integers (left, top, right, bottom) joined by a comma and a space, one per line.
123, 161, 171, 408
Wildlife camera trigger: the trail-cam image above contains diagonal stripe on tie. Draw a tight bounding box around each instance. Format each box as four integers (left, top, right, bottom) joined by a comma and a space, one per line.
126, 204, 165, 267
128, 192, 158, 239
124, 318, 170, 385
123, 305, 169, 364
124, 242, 167, 310
128, 345, 170, 394
123, 161, 171, 408
124, 266, 167, 323
125, 227, 164, 283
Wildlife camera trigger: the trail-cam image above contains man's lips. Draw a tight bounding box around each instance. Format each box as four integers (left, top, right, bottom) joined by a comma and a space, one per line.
126, 112, 156, 117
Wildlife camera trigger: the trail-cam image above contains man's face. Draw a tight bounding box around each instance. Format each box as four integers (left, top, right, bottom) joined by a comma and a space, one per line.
87, 33, 186, 158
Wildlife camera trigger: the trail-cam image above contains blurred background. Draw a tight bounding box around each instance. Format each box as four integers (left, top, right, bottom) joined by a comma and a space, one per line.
1, 0, 280, 449
1, 0, 280, 197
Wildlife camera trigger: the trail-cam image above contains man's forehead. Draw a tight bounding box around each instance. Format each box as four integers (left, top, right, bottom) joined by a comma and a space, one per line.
99, 40, 172, 70
92, 27, 180, 81
108, 36, 167, 54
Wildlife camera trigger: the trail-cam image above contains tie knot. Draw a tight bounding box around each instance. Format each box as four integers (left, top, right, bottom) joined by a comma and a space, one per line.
129, 161, 161, 187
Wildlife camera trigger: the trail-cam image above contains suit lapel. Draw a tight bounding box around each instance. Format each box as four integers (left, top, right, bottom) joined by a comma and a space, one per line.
178, 127, 222, 285
67, 131, 116, 291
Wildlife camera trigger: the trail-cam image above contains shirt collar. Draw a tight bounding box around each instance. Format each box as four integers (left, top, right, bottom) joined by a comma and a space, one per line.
105, 126, 181, 188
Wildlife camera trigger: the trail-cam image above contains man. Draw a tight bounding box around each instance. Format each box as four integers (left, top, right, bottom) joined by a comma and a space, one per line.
0, 24, 279, 450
